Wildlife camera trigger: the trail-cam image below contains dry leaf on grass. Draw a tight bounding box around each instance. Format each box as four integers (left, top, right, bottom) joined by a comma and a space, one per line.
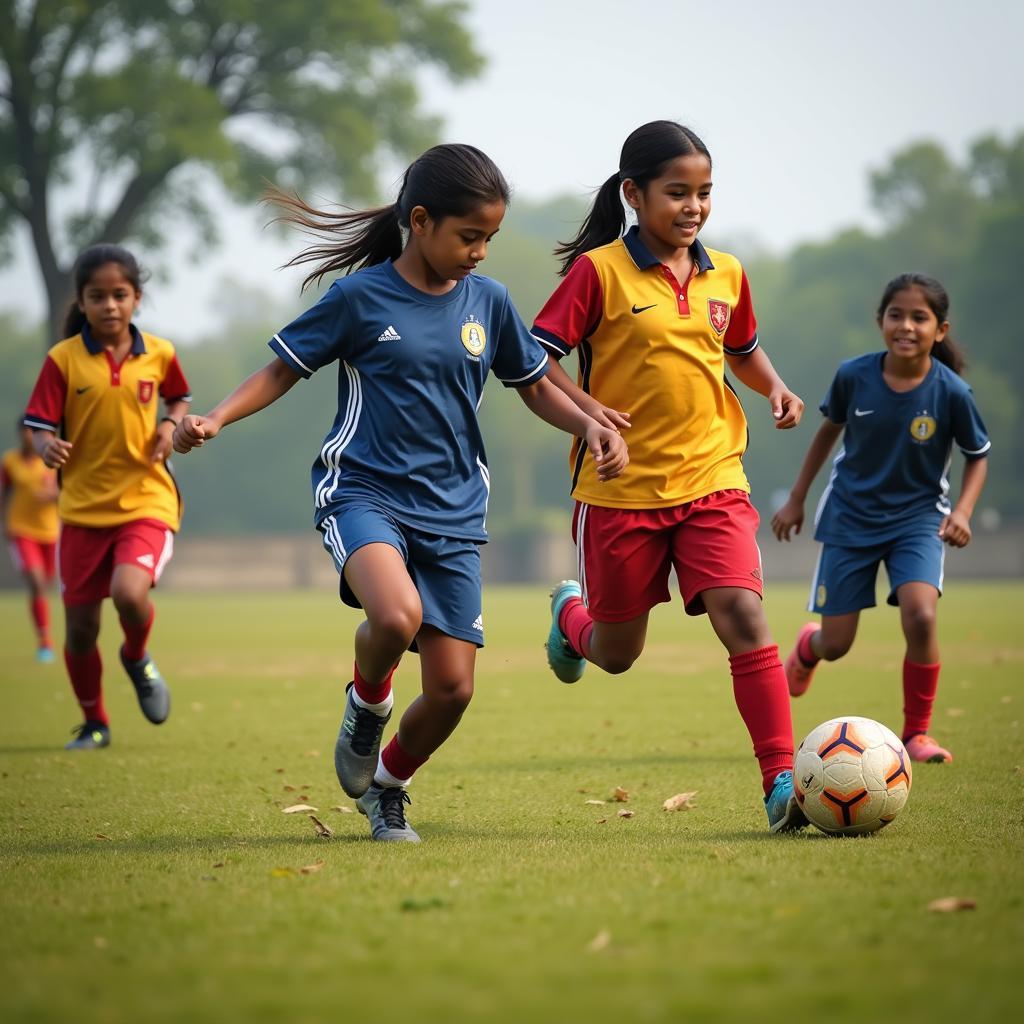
595, 818, 608, 825
331, 805, 354, 814
94, 833, 112, 841
300, 860, 325, 875
282, 803, 317, 814
270, 867, 295, 878
927, 897, 976, 913
310, 814, 333, 838
617, 809, 634, 819
662, 792, 698, 812
586, 929, 612, 953
212, 861, 226, 869
585, 799, 607, 806
612, 786, 629, 803
282, 784, 296, 792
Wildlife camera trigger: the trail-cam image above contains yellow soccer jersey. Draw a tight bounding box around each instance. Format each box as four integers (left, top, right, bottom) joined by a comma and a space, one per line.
0, 448, 58, 542
24, 324, 191, 530
533, 227, 757, 508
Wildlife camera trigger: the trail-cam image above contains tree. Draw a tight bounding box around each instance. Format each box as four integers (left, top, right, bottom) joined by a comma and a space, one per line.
0, 0, 482, 342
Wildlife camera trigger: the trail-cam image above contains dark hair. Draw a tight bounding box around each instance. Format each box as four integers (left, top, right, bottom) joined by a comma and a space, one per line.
62, 243, 145, 338
876, 273, 966, 375
268, 144, 511, 290
555, 120, 711, 276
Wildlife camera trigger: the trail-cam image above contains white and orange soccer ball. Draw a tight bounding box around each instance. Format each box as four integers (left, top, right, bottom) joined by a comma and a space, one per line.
794, 716, 912, 836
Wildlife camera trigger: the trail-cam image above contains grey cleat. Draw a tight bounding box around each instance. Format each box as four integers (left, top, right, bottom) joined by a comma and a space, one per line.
356, 783, 420, 843
119, 647, 171, 724
65, 721, 111, 750
334, 681, 391, 798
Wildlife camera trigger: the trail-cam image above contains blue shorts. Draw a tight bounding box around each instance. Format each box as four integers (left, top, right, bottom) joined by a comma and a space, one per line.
808, 532, 945, 615
318, 503, 484, 647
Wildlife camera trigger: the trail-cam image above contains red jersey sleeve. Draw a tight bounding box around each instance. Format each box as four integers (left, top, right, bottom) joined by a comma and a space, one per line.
159, 353, 191, 402
531, 255, 604, 357
1, 462, 11, 491
723, 270, 759, 356
24, 356, 67, 432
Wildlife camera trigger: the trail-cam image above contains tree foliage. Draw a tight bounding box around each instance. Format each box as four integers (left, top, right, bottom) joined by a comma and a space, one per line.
0, 0, 482, 340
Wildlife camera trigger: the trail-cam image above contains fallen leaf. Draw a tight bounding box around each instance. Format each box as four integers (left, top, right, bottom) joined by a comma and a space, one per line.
94, 833, 111, 841
270, 867, 295, 878
617, 809, 634, 819
282, 804, 317, 814
662, 791, 698, 812
927, 897, 976, 913
305, 749, 321, 758
310, 814, 333, 838
331, 805, 354, 814
299, 794, 310, 801
300, 860, 325, 875
612, 786, 629, 803
212, 862, 226, 869
586, 929, 611, 953
585, 799, 607, 806
595, 818, 608, 824
577, 788, 589, 794
282, 784, 296, 792
274, 767, 285, 773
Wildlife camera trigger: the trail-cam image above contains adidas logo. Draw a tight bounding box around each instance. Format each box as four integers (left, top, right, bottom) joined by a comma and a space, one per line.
471, 614, 483, 632
377, 325, 401, 342
136, 553, 155, 569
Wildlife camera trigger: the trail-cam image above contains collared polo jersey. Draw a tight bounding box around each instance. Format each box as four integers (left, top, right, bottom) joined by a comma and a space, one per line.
24, 324, 191, 530
0, 449, 59, 542
268, 260, 549, 541
532, 227, 757, 508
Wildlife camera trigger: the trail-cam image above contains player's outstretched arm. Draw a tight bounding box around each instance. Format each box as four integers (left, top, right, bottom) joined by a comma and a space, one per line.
173, 358, 301, 454
770, 418, 844, 541
726, 348, 804, 428
543, 354, 631, 432
939, 455, 988, 548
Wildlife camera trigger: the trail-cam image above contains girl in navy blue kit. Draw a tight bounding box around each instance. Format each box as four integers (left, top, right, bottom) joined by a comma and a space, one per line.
771, 274, 990, 763
174, 144, 628, 842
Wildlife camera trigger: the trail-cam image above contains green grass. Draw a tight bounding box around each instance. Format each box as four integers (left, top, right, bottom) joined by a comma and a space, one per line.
1, 583, 1022, 1023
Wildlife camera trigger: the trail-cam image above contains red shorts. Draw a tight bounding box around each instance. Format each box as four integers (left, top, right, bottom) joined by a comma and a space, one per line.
8, 535, 56, 578
572, 489, 763, 621
59, 519, 175, 606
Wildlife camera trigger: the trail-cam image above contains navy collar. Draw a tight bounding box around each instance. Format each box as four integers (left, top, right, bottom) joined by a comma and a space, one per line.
622, 225, 715, 273
81, 322, 146, 356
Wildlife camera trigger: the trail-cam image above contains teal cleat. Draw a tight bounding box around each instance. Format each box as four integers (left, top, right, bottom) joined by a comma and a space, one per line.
765, 770, 810, 833
546, 580, 586, 684
36, 646, 56, 664
65, 721, 110, 750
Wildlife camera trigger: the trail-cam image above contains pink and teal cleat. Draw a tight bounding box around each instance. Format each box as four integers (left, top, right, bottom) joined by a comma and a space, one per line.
904, 734, 953, 763
546, 580, 586, 684
784, 623, 820, 698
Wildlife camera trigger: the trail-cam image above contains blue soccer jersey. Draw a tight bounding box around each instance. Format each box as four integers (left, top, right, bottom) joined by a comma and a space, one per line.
269, 261, 549, 541
813, 352, 990, 546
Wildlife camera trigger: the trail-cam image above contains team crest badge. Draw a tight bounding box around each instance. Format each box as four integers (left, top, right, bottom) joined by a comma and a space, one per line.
909, 414, 937, 442
137, 380, 154, 404
708, 299, 731, 334
816, 584, 827, 609
460, 316, 486, 356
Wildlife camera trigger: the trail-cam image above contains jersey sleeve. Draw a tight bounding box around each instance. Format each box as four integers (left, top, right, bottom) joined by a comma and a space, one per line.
818, 365, 850, 425
159, 352, 192, 402
24, 356, 67, 433
269, 282, 352, 378
531, 255, 604, 357
491, 291, 549, 388
723, 270, 759, 356
0, 457, 11, 492
951, 384, 991, 460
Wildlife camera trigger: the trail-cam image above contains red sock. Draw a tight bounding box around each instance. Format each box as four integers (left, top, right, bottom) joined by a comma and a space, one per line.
797, 627, 820, 667
120, 604, 154, 662
729, 645, 794, 796
64, 647, 108, 725
353, 662, 395, 705
380, 734, 428, 783
902, 658, 940, 741
558, 597, 594, 659
30, 595, 51, 646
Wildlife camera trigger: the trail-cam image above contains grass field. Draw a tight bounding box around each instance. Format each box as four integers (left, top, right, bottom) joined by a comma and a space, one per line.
1, 582, 1022, 1023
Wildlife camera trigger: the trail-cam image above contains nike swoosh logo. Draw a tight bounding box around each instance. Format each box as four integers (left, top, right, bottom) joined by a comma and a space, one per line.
631, 303, 656, 314
75, 386, 92, 395
853, 408, 874, 417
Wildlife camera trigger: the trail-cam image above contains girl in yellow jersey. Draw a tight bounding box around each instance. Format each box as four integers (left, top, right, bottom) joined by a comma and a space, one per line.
24, 245, 192, 749
1, 425, 59, 660
533, 121, 808, 832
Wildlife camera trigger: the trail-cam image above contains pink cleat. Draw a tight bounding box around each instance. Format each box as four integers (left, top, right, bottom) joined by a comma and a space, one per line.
904, 734, 953, 763
784, 623, 820, 698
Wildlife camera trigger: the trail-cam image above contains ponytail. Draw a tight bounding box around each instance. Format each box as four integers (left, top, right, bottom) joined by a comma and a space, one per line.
62, 301, 87, 339
555, 173, 626, 277
876, 272, 967, 376
269, 143, 510, 291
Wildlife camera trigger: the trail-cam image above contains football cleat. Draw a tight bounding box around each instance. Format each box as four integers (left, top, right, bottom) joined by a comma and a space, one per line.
119, 647, 171, 724
546, 580, 586, 684
65, 721, 110, 750
334, 682, 391, 798
904, 734, 952, 763
784, 623, 821, 697
36, 646, 56, 664
356, 783, 420, 843
764, 770, 810, 833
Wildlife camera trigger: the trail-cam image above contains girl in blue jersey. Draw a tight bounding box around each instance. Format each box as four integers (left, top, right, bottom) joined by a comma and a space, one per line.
173, 144, 628, 842
771, 274, 990, 764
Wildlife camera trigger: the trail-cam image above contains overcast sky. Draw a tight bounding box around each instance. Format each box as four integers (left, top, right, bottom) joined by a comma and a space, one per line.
1, 0, 1022, 341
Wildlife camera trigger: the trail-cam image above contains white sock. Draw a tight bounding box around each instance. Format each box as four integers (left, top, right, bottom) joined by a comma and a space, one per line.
351, 688, 394, 717
374, 754, 409, 789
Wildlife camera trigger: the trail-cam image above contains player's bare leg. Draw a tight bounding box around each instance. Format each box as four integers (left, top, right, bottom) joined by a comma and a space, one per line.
896, 582, 949, 762
112, 562, 169, 724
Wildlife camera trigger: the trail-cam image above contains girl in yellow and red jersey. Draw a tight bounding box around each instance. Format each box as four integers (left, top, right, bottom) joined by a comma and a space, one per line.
533, 121, 808, 832
1, 424, 59, 660
24, 244, 191, 750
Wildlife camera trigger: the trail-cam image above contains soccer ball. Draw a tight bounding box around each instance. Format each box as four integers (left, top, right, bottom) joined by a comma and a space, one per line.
794, 716, 912, 836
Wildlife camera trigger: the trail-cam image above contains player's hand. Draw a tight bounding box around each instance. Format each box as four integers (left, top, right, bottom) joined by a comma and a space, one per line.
770, 386, 804, 429
151, 420, 175, 463
581, 396, 631, 432
40, 436, 72, 469
939, 510, 972, 548
585, 422, 629, 482
173, 414, 220, 453
771, 497, 804, 541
